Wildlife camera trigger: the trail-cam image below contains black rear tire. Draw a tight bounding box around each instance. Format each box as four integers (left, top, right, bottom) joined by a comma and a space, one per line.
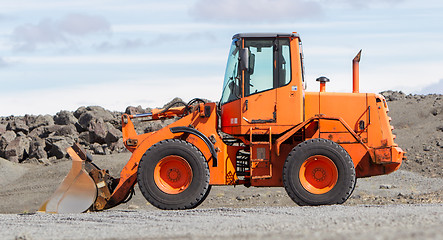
137, 139, 211, 210
283, 138, 356, 206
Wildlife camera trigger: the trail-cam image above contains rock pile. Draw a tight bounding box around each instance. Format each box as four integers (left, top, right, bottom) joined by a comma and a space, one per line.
379, 90, 407, 101
0, 106, 127, 164
0, 98, 183, 164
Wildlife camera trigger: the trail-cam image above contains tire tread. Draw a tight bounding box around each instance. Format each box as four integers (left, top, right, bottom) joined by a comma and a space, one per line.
137, 139, 210, 210
282, 138, 356, 206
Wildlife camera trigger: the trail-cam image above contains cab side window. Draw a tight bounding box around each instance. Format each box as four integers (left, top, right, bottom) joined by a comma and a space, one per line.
244, 39, 291, 96
244, 39, 274, 96
278, 39, 291, 87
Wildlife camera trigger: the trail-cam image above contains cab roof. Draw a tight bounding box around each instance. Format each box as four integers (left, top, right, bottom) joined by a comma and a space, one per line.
232, 33, 300, 39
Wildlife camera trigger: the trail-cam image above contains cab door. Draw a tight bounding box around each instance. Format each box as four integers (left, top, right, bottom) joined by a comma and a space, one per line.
241, 38, 277, 126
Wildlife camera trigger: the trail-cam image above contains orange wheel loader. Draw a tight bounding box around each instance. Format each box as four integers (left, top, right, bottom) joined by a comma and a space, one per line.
39, 33, 405, 213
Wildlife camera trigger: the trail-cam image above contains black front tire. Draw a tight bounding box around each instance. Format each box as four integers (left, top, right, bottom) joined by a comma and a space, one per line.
137, 139, 211, 210
283, 138, 356, 206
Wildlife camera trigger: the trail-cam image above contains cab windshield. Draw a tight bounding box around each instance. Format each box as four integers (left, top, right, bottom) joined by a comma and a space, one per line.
220, 39, 240, 105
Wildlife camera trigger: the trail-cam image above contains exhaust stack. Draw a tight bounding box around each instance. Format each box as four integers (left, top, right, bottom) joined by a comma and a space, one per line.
316, 76, 330, 92
353, 50, 362, 93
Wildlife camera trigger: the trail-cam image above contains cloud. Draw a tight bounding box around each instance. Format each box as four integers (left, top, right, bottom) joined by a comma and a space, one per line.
94, 38, 145, 52
333, 0, 405, 8
189, 0, 406, 22
12, 19, 64, 51
12, 13, 111, 51
144, 32, 218, 47
58, 13, 110, 36
0, 57, 10, 68
189, 0, 323, 22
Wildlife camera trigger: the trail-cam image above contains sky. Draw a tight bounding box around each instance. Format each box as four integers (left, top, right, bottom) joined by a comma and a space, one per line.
0, 0, 442, 116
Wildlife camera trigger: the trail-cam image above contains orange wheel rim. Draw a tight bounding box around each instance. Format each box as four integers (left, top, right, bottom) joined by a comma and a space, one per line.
299, 155, 338, 194
154, 155, 192, 194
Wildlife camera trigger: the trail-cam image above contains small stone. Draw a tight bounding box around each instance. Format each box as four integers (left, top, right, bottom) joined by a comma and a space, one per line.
74, 106, 87, 119
77, 112, 95, 131
103, 146, 112, 155
28, 126, 46, 138
236, 196, 246, 201
53, 124, 78, 138
91, 143, 105, 155
54, 110, 78, 125
16, 132, 26, 137
28, 137, 48, 160
379, 184, 395, 189
88, 118, 108, 144
45, 136, 75, 159
125, 106, 146, 115
15, 233, 31, 240
78, 131, 91, 144
379, 90, 405, 101
22, 157, 51, 166
111, 138, 126, 153
85, 106, 115, 122
0, 130, 17, 150
143, 122, 164, 133
0, 124, 6, 135
25, 114, 54, 130
105, 122, 122, 144
6, 119, 29, 135
4, 136, 31, 162
352, 194, 361, 199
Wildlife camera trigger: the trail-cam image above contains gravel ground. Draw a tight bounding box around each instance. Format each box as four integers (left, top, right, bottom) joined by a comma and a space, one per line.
2, 204, 442, 240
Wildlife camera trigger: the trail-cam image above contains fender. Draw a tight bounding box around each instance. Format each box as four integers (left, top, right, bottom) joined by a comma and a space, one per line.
170, 126, 218, 167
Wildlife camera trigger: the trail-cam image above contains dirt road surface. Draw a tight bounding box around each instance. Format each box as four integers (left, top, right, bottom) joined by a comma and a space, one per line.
1, 152, 442, 240
2, 204, 442, 240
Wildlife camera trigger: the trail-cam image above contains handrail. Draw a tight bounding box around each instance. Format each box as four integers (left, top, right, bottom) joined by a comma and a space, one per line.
274, 115, 369, 156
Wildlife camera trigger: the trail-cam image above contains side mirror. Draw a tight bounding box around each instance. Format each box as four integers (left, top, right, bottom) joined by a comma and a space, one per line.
239, 48, 249, 71
249, 53, 255, 75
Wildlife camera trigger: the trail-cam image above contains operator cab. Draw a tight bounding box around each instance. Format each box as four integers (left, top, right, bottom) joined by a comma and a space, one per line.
220, 33, 305, 136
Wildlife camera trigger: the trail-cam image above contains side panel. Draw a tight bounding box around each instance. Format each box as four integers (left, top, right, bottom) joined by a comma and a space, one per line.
221, 95, 243, 135
305, 91, 369, 142
319, 92, 368, 143
305, 92, 369, 167
304, 92, 403, 178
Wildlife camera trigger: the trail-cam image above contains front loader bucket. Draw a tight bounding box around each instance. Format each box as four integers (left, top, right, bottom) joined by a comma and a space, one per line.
39, 146, 97, 213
